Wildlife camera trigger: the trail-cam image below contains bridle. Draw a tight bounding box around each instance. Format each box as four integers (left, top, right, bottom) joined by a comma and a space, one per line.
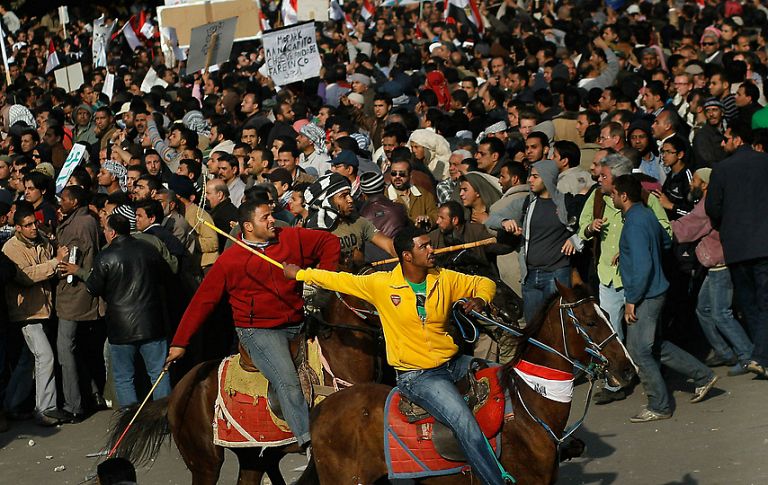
453, 295, 620, 446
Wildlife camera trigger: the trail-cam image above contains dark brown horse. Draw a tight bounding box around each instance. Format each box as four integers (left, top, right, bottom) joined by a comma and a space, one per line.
299, 282, 635, 484
107, 289, 384, 485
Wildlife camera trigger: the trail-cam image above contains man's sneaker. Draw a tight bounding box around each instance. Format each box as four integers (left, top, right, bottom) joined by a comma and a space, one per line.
727, 363, 750, 377
745, 361, 768, 378
593, 388, 626, 405
38, 408, 72, 427
630, 408, 672, 423
704, 355, 737, 367
691, 375, 719, 403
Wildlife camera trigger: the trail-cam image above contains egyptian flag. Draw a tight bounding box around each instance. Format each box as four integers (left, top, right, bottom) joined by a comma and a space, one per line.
44, 40, 59, 74
361, 0, 375, 21
281, 0, 298, 26
443, 0, 484, 34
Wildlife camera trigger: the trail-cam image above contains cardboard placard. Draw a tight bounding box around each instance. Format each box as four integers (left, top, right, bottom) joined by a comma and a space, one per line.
140, 67, 169, 93
298, 0, 329, 21
55, 144, 87, 193
103, 73, 115, 101
186, 16, 237, 73
262, 22, 322, 86
53, 63, 85, 93
157, 0, 260, 48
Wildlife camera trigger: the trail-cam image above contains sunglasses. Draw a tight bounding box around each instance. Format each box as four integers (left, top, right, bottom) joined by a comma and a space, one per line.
701, 42, 717, 46
390, 171, 408, 177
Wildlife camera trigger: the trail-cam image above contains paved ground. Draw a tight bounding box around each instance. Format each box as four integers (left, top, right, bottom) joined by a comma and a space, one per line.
1, 365, 766, 484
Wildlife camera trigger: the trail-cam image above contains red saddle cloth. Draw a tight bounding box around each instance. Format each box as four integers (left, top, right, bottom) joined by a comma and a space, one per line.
213, 355, 297, 448
384, 366, 507, 479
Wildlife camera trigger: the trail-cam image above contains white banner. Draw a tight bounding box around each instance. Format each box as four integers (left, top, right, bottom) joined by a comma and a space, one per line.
92, 15, 113, 68
262, 22, 321, 86
56, 144, 87, 193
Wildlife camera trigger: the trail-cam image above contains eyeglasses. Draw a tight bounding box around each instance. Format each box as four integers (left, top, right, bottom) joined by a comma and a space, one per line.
390, 171, 408, 177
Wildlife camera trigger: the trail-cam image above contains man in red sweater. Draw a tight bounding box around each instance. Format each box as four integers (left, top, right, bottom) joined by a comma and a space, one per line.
166, 198, 340, 448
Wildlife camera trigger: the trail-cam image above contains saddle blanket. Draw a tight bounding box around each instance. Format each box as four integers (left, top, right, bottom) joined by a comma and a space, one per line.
213, 340, 324, 448
383, 366, 507, 480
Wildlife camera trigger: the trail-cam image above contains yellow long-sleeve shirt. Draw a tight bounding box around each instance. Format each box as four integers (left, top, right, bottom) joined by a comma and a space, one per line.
297, 264, 496, 371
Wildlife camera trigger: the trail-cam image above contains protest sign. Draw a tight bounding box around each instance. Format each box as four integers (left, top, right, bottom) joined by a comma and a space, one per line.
92, 15, 114, 68
55, 144, 87, 193
103, 73, 115, 101
186, 16, 237, 73
157, 0, 260, 48
140, 67, 169, 93
160, 26, 187, 68
262, 22, 321, 86
53, 63, 85, 93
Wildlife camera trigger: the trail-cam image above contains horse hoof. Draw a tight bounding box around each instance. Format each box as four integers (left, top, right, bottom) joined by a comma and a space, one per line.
559, 438, 585, 462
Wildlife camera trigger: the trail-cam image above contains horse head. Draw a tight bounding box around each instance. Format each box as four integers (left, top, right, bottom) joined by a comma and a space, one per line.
555, 281, 635, 389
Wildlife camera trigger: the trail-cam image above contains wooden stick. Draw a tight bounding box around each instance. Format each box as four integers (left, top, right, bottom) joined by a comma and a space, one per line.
198, 218, 284, 269
371, 237, 497, 266
204, 32, 218, 74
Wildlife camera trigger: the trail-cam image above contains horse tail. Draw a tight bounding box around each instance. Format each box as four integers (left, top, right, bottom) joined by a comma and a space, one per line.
106, 397, 170, 466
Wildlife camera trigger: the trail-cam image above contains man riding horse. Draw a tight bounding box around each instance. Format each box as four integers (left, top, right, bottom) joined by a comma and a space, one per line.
165, 196, 340, 451
284, 226, 511, 484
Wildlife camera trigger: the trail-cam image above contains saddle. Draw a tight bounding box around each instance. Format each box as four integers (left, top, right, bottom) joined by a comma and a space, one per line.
395, 361, 506, 461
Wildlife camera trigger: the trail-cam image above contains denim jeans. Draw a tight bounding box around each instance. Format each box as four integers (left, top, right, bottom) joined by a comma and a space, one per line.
522, 266, 571, 324
109, 338, 172, 408
3, 322, 57, 415
696, 269, 753, 364
396, 355, 504, 485
626, 295, 714, 414
236, 325, 310, 446
598, 284, 626, 392
729, 258, 768, 366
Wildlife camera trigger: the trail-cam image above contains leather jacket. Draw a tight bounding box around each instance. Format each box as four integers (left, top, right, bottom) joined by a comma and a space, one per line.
85, 235, 169, 344
359, 194, 410, 238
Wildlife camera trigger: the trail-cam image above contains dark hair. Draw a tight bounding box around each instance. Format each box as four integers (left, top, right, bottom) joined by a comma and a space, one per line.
252, 145, 275, 169
138, 174, 163, 192
740, 80, 760, 104
13, 200, 35, 225
174, 126, 199, 149
97, 457, 137, 485
135, 199, 164, 222
179, 158, 202, 179
613, 174, 642, 202
216, 152, 239, 170
479, 137, 506, 158
106, 213, 131, 236
527, 131, 550, 147
238, 198, 272, 230
501, 161, 527, 181
382, 123, 408, 144
553, 140, 581, 168
393, 226, 428, 264
68, 167, 93, 191
728, 119, 753, 145
440, 200, 465, 225
61, 185, 90, 207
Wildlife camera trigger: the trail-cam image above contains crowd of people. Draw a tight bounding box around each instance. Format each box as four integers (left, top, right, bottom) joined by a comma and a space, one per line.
0, 0, 766, 465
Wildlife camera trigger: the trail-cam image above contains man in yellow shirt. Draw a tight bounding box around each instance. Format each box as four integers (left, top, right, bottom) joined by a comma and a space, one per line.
283, 227, 506, 484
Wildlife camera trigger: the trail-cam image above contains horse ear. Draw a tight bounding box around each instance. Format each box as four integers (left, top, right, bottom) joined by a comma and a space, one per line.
570, 267, 584, 287
555, 279, 575, 300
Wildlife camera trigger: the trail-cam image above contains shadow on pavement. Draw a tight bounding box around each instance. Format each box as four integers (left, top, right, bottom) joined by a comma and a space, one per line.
559, 425, 618, 484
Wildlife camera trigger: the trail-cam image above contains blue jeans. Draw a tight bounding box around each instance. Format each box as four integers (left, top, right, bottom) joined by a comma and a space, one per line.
236, 325, 310, 446
396, 355, 504, 485
696, 269, 753, 364
729, 258, 768, 366
109, 338, 172, 408
522, 266, 571, 324
626, 295, 714, 414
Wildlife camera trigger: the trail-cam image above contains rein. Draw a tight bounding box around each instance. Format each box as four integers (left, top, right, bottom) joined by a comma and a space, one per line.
452, 296, 618, 446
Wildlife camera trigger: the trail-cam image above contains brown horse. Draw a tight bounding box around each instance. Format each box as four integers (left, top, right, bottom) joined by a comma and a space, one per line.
298, 282, 635, 484
106, 290, 384, 485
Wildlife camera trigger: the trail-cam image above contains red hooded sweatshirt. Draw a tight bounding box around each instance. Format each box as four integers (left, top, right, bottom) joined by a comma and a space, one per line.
171, 227, 340, 348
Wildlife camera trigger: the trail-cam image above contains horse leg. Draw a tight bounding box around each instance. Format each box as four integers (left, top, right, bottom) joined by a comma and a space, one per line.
233, 447, 288, 485
167, 362, 226, 485
310, 383, 390, 484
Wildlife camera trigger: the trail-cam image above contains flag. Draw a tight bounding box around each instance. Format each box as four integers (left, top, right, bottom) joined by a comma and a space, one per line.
260, 10, 271, 31
281, 0, 298, 26
361, 0, 375, 21
121, 20, 142, 51
44, 40, 59, 74
92, 15, 113, 68
444, 0, 483, 34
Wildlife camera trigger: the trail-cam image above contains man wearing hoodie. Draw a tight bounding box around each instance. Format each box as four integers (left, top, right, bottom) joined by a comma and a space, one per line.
500, 159, 581, 323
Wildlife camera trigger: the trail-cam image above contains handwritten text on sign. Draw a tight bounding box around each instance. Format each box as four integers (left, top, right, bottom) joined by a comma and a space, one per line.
262, 22, 321, 86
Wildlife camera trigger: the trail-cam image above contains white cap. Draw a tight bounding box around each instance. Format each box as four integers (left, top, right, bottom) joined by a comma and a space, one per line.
116, 102, 131, 116
627, 4, 640, 14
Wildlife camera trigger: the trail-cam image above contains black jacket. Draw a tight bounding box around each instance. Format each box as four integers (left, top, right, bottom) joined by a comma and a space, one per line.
85, 235, 169, 344
661, 168, 693, 220
706, 146, 768, 264
210, 200, 239, 253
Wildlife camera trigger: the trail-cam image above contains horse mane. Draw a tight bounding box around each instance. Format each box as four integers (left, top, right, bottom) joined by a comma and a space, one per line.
500, 284, 594, 378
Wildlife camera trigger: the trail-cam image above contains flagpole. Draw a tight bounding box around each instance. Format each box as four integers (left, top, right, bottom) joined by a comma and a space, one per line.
0, 24, 10, 86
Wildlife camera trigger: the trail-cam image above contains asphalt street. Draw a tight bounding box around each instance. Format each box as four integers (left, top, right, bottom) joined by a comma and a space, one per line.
0, 365, 766, 484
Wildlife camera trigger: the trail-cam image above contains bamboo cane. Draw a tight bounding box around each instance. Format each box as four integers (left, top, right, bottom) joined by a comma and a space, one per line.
371, 237, 497, 266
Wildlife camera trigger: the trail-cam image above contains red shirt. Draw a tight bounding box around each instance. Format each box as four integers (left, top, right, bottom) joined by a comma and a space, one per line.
171, 227, 340, 347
